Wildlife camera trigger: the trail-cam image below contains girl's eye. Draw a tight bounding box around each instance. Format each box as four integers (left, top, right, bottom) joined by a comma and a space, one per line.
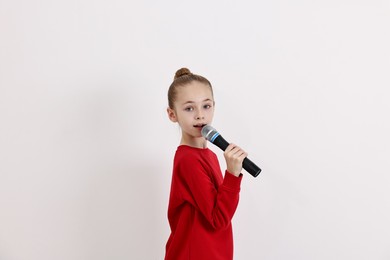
204, 104, 212, 109
185, 107, 193, 111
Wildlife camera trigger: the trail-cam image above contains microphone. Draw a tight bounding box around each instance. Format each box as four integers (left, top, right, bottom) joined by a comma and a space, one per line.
201, 125, 262, 177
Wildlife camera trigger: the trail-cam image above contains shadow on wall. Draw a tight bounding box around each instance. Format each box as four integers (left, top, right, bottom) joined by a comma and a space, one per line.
80, 161, 166, 259
53, 82, 169, 260
65, 83, 169, 259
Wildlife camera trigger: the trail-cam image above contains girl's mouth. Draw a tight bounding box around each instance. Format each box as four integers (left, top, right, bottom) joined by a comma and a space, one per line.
193, 124, 207, 129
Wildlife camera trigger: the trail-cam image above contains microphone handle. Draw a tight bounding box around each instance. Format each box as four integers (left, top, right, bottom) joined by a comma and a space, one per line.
212, 135, 261, 177
243, 157, 262, 177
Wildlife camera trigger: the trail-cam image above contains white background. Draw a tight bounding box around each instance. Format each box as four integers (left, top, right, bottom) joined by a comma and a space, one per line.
1, 0, 389, 259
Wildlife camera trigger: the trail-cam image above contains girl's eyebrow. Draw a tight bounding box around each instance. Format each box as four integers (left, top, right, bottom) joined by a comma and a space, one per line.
182, 98, 213, 105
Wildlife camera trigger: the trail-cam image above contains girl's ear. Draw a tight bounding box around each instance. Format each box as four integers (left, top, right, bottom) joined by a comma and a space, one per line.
167, 107, 178, 122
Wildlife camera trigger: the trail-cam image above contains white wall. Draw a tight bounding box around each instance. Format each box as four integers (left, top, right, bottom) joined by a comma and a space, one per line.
1, 0, 389, 259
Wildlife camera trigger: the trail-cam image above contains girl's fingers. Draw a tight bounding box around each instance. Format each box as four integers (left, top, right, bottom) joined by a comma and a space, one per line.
225, 144, 248, 161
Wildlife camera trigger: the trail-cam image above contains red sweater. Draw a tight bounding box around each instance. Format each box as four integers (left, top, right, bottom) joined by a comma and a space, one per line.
165, 145, 242, 260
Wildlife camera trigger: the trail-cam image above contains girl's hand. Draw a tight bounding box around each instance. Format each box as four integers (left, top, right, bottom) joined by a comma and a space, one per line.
224, 143, 248, 177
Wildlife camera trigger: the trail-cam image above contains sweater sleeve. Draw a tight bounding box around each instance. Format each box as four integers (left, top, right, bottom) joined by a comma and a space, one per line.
176, 155, 242, 230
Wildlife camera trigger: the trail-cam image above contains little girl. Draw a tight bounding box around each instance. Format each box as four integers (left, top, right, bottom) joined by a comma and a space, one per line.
165, 68, 247, 260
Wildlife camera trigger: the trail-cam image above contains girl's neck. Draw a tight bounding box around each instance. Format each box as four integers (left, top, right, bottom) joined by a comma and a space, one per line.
180, 137, 207, 149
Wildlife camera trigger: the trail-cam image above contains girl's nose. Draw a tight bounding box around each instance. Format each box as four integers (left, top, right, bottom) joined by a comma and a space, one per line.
196, 113, 204, 120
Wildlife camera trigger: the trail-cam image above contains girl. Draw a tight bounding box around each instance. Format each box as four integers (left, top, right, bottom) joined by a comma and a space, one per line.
165, 68, 247, 260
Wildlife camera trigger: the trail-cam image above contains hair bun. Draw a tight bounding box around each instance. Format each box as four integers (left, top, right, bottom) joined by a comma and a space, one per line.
174, 68, 192, 80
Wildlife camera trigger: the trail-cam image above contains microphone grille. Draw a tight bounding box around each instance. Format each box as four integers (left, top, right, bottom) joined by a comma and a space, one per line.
201, 125, 218, 141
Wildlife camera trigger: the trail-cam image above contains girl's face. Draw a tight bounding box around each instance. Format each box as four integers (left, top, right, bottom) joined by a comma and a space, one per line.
167, 81, 215, 148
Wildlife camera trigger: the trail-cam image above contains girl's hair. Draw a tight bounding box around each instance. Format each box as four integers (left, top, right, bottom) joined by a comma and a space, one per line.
168, 68, 214, 109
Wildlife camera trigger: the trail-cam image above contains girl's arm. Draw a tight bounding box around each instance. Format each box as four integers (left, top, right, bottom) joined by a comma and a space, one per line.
176, 153, 244, 230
